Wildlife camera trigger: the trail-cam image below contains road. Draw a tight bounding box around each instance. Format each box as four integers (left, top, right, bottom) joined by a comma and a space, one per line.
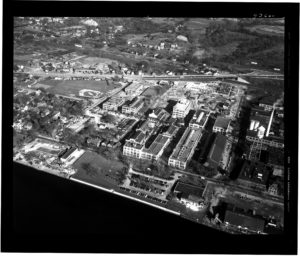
17, 69, 283, 82
172, 168, 283, 204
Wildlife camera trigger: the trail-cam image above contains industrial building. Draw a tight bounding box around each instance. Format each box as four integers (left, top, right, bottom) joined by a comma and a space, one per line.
173, 182, 205, 209
60, 147, 79, 162
125, 81, 145, 96
213, 117, 231, 133
206, 133, 227, 169
122, 97, 144, 115
238, 160, 272, 190
246, 107, 284, 148
102, 96, 125, 112
163, 124, 179, 138
140, 134, 171, 161
189, 110, 210, 130
172, 99, 191, 119
123, 131, 146, 158
168, 128, 202, 169
148, 108, 170, 123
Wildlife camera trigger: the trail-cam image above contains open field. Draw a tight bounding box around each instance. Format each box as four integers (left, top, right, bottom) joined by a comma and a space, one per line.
38, 79, 121, 96
185, 18, 211, 34
72, 151, 126, 188
150, 17, 182, 25
78, 56, 118, 65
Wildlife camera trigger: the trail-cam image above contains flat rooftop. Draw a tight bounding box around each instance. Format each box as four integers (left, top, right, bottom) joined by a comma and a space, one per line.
170, 128, 202, 163
191, 110, 210, 127
208, 133, 227, 165
173, 99, 190, 111
174, 182, 204, 200
143, 134, 169, 156
213, 116, 231, 129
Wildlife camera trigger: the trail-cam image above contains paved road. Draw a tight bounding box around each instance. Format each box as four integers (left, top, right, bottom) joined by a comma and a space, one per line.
16, 69, 283, 82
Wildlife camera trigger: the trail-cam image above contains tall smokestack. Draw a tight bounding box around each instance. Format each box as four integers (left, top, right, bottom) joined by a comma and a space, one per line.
266, 107, 275, 137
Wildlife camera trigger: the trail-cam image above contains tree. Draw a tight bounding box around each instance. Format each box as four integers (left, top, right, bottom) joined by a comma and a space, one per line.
81, 162, 98, 177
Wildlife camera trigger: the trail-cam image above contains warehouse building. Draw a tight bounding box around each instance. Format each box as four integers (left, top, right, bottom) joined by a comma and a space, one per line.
173, 182, 205, 210
206, 133, 227, 169
103, 96, 125, 112
141, 134, 171, 161
238, 160, 272, 190
189, 110, 210, 130
122, 97, 144, 115
213, 116, 231, 133
168, 128, 202, 169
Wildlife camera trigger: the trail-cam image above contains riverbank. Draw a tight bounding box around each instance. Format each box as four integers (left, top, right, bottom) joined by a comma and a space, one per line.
14, 159, 65, 178
14, 159, 181, 217
70, 177, 181, 216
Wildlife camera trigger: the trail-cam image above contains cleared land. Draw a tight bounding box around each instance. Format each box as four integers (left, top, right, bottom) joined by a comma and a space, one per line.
78, 56, 118, 65
72, 151, 126, 189
37, 79, 121, 96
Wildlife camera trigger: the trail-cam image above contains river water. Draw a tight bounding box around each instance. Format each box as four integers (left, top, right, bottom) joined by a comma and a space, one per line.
11, 162, 231, 253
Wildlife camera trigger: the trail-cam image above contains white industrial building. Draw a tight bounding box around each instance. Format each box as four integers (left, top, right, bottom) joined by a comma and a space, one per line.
172, 99, 191, 119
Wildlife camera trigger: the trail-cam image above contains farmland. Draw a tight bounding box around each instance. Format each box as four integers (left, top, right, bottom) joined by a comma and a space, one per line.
36, 79, 121, 96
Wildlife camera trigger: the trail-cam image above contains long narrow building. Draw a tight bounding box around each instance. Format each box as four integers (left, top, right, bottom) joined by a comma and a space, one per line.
168, 128, 202, 169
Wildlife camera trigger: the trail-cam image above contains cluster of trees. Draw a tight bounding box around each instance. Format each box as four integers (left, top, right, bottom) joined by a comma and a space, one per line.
188, 160, 218, 178
204, 20, 240, 47
232, 36, 281, 59
81, 162, 98, 177
127, 18, 172, 34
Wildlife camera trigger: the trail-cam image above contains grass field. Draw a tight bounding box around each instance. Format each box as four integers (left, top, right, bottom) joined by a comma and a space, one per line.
38, 79, 121, 96
72, 151, 126, 189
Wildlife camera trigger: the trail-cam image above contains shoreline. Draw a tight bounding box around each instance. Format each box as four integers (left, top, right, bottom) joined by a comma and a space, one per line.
14, 159, 65, 177
70, 177, 181, 216
14, 160, 181, 217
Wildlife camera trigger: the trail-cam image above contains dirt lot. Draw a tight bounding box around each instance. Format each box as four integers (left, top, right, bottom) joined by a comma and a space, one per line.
38, 79, 121, 96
